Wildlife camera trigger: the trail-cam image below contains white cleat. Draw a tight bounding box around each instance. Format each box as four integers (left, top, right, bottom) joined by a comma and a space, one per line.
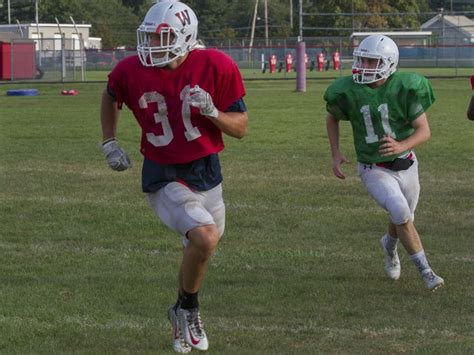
168, 306, 192, 353
380, 235, 401, 280
421, 269, 445, 292
177, 307, 209, 351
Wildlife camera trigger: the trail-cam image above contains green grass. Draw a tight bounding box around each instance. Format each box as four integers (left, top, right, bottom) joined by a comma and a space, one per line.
65, 66, 474, 82
0, 78, 473, 353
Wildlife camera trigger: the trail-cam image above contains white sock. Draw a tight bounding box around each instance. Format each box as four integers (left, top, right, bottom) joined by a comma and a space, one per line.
409, 250, 430, 274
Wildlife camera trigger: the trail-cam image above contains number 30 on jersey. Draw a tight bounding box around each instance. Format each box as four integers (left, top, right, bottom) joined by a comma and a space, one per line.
138, 85, 202, 147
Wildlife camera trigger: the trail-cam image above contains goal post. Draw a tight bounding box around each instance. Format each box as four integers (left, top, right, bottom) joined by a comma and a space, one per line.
296, 0, 306, 92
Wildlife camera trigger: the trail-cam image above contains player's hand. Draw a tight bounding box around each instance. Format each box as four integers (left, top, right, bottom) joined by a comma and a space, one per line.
101, 139, 132, 171
189, 85, 219, 119
332, 153, 349, 179
379, 135, 404, 157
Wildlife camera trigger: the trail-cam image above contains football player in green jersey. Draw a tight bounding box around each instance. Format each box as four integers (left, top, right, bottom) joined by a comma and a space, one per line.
324, 34, 444, 291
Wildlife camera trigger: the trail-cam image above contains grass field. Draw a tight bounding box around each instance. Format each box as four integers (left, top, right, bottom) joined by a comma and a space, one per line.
0, 76, 473, 353
81, 67, 474, 82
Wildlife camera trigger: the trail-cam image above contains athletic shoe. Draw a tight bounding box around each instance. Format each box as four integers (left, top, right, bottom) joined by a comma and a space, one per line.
177, 307, 209, 351
168, 305, 192, 353
380, 235, 401, 280
421, 269, 445, 292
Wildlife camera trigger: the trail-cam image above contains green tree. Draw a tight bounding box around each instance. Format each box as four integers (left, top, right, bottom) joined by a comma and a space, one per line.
38, 0, 138, 48
122, 0, 150, 13
0, 0, 447, 45
0, 0, 38, 23
299, 0, 430, 36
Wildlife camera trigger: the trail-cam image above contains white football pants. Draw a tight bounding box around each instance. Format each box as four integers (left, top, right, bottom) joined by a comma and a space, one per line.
357, 155, 420, 225
147, 182, 225, 247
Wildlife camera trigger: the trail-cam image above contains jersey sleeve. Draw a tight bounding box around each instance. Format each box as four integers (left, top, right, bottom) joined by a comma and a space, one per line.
107, 60, 129, 110
323, 79, 349, 121
213, 53, 246, 111
406, 75, 436, 121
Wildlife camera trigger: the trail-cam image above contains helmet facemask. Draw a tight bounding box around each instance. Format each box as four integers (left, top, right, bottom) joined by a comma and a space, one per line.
137, 26, 182, 67
352, 51, 396, 84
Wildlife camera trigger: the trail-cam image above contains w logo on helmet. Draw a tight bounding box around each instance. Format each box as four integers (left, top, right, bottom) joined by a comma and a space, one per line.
175, 10, 191, 26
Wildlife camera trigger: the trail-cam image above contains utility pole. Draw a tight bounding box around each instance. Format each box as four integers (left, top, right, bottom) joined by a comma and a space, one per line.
248, 0, 258, 58
298, 0, 303, 40
35, 0, 39, 23
352, 0, 354, 33
296, 0, 305, 92
290, 0, 293, 28
264, 0, 269, 46
8, 0, 11, 24
35, 0, 41, 66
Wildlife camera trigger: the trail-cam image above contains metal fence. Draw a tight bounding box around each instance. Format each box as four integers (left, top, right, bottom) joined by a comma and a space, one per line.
2, 36, 474, 82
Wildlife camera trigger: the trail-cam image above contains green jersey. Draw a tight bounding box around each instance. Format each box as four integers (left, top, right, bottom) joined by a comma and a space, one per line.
324, 71, 435, 163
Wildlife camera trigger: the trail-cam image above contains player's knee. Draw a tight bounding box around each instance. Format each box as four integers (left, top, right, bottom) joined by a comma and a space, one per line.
188, 225, 219, 258
386, 196, 412, 225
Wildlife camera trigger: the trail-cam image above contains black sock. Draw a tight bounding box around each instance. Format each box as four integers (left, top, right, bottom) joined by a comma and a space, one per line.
174, 292, 183, 311
180, 290, 199, 309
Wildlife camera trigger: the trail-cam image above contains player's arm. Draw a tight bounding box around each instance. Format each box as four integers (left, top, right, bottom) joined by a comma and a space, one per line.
468, 95, 474, 121
207, 111, 248, 139
326, 113, 349, 179
189, 85, 248, 138
468, 76, 474, 121
467, 75, 474, 121
379, 113, 431, 157
100, 86, 132, 171
101, 87, 120, 141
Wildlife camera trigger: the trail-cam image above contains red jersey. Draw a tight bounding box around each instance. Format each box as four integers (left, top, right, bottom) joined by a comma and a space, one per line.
108, 49, 246, 164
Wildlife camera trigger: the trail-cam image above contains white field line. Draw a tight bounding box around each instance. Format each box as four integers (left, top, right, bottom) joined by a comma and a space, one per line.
1, 239, 472, 263
0, 315, 468, 339
0, 194, 382, 214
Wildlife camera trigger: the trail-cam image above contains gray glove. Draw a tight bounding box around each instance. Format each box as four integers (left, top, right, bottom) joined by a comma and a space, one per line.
101, 139, 132, 171
189, 85, 219, 119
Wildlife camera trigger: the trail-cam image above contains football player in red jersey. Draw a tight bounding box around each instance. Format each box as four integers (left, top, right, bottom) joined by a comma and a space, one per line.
100, 1, 248, 352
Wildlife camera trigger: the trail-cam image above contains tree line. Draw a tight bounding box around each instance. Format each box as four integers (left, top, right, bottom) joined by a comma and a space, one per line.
0, 0, 472, 48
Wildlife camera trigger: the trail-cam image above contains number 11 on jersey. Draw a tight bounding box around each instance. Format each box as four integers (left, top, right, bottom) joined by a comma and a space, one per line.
360, 103, 396, 144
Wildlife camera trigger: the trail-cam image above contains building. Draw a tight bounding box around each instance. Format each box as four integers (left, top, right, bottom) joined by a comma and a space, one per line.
0, 23, 101, 50
421, 15, 474, 44
350, 31, 433, 47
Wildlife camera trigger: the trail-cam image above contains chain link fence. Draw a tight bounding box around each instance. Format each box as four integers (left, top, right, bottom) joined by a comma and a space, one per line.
2, 36, 473, 82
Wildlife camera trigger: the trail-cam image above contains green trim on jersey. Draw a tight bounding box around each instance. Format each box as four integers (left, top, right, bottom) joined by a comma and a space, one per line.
324, 71, 435, 163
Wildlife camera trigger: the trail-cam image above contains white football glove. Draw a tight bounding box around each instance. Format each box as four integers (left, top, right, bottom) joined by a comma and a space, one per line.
189, 85, 219, 119
101, 139, 132, 171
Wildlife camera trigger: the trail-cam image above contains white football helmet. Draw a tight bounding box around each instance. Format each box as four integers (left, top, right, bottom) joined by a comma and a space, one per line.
137, 0, 198, 67
352, 34, 399, 84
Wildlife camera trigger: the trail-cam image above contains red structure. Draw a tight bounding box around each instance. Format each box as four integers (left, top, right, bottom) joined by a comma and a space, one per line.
332, 50, 341, 70
269, 54, 277, 73
317, 52, 325, 71
285, 53, 293, 72
0, 41, 36, 80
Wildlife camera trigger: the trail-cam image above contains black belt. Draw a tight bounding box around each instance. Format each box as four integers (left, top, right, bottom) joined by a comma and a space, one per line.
362, 152, 414, 171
